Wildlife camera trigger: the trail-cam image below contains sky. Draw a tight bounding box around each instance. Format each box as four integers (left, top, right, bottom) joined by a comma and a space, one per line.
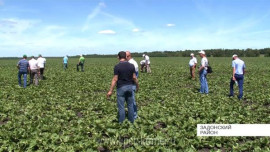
0, 0, 270, 57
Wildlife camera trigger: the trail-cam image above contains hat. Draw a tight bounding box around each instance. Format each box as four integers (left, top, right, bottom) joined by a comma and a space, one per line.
80, 54, 83, 57
38, 54, 42, 57
142, 54, 145, 57
232, 54, 238, 58
190, 53, 194, 56
199, 50, 205, 55
23, 54, 27, 58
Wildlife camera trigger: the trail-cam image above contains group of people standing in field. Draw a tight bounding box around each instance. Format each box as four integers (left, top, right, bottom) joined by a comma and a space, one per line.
17, 54, 46, 88
17, 54, 86, 88
17, 51, 245, 123
189, 51, 246, 100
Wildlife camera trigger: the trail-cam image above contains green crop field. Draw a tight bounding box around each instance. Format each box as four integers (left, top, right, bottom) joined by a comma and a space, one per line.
0, 57, 270, 151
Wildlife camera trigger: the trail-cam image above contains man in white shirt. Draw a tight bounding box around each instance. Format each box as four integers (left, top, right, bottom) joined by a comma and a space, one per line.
229, 54, 246, 99
37, 54, 46, 80
29, 56, 39, 85
140, 60, 146, 72
189, 53, 197, 80
126, 51, 139, 119
143, 54, 151, 73
198, 50, 209, 94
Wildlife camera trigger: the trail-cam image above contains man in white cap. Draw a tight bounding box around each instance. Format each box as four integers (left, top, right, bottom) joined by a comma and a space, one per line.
189, 53, 197, 80
198, 50, 208, 94
142, 54, 151, 73
229, 54, 246, 99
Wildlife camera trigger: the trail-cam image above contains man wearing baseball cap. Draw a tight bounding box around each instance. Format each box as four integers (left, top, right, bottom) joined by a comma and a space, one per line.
229, 54, 246, 99
189, 53, 197, 80
17, 55, 30, 88
198, 50, 209, 94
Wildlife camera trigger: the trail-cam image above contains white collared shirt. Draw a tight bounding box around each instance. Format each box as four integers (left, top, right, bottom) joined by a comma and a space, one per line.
29, 58, 38, 70
189, 57, 197, 67
37, 57, 46, 68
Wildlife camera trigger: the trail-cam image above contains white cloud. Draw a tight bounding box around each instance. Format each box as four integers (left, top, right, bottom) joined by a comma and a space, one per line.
166, 24, 175, 27
0, 18, 38, 34
132, 28, 140, 32
82, 2, 106, 31
98, 30, 116, 34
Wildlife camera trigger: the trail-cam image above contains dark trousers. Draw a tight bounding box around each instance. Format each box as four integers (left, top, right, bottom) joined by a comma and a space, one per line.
230, 74, 244, 99
64, 63, 68, 70
40, 68, 45, 80
77, 62, 84, 72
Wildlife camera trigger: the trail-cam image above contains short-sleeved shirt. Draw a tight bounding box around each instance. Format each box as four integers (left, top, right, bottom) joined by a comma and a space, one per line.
144, 55, 150, 64
140, 60, 145, 65
79, 57, 85, 64
37, 57, 46, 68
189, 57, 197, 67
232, 58, 245, 75
200, 57, 208, 70
63, 57, 68, 64
29, 59, 38, 70
114, 61, 135, 89
18, 59, 29, 73
128, 58, 139, 73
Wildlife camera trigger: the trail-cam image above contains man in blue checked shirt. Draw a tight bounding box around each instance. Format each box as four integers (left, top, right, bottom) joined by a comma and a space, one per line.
17, 54, 30, 88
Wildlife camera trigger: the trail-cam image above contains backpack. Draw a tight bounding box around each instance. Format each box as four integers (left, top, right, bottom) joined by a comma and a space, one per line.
207, 62, 213, 73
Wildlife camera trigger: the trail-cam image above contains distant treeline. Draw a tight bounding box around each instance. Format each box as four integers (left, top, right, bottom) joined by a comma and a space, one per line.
82, 48, 270, 58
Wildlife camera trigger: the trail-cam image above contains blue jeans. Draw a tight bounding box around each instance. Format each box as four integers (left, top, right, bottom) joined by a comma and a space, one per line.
132, 85, 138, 119
230, 74, 244, 99
117, 85, 135, 123
199, 69, 208, 94
18, 71, 27, 88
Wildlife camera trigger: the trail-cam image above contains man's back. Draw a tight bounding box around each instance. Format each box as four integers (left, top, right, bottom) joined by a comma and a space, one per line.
63, 57, 68, 63
114, 61, 135, 89
29, 59, 38, 70
232, 58, 245, 75
79, 57, 85, 63
37, 57, 46, 68
18, 59, 29, 72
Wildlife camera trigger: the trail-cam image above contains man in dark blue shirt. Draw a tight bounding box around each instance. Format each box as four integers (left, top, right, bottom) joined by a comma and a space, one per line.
17, 55, 30, 88
107, 51, 139, 123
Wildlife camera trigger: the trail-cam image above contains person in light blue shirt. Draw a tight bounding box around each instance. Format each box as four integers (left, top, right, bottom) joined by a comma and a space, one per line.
63, 55, 68, 70
229, 54, 246, 99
